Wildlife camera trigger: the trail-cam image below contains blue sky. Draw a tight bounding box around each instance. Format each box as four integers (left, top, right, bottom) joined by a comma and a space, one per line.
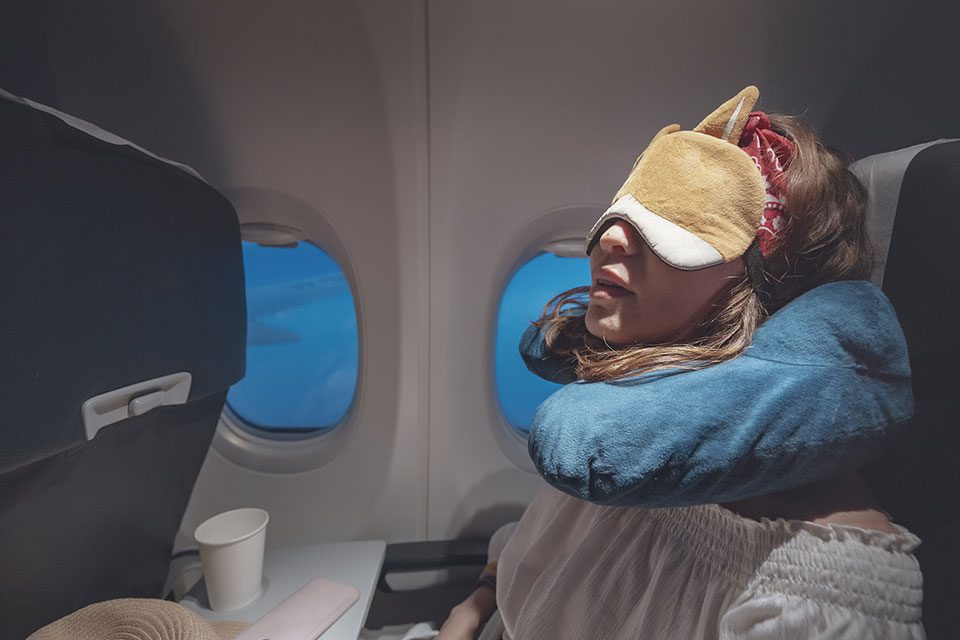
228, 243, 589, 434
227, 241, 358, 431
495, 253, 590, 432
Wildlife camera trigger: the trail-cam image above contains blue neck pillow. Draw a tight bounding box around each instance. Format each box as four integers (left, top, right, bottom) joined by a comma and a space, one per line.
522, 280, 913, 507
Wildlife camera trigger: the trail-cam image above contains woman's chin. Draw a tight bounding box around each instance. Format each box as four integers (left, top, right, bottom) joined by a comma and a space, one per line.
585, 309, 626, 344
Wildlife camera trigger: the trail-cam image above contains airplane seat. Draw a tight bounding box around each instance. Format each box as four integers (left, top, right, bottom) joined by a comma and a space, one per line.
850, 139, 959, 640
0, 91, 246, 638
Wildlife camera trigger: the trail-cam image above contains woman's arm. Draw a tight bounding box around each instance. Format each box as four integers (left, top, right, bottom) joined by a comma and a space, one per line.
435, 583, 497, 640
436, 522, 515, 640
436, 561, 497, 640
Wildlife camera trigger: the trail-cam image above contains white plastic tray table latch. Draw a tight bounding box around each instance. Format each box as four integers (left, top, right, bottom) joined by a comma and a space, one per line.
81, 372, 193, 441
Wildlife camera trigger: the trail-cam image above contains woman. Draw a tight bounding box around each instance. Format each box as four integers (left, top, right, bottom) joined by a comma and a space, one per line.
434, 88, 923, 639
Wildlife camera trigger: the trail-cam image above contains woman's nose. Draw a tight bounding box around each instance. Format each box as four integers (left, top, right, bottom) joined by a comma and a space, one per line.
597, 219, 640, 256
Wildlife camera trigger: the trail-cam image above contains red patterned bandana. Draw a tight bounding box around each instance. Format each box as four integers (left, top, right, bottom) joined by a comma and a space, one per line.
738, 112, 795, 257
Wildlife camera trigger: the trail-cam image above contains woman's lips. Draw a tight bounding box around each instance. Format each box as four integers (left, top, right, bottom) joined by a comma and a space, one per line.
590, 280, 633, 299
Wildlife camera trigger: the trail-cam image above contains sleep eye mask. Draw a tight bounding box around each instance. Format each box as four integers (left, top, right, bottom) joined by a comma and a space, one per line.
584, 86, 794, 273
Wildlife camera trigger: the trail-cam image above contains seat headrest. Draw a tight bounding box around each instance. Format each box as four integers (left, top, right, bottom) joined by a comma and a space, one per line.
849, 138, 958, 286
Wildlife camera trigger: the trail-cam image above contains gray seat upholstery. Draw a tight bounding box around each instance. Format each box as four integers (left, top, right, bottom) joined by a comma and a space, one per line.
850, 139, 960, 640
0, 91, 246, 638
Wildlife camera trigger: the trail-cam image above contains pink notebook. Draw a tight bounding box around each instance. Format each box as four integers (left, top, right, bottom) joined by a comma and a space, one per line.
234, 576, 360, 640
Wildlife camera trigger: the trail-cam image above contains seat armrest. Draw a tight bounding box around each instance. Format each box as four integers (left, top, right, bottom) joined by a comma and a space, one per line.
365, 539, 489, 630
381, 539, 489, 573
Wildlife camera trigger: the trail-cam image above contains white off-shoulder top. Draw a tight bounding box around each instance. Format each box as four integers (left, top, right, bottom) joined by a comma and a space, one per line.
489, 484, 924, 640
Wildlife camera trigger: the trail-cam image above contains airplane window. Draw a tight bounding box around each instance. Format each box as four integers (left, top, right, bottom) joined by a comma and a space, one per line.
226, 240, 359, 433
495, 251, 590, 433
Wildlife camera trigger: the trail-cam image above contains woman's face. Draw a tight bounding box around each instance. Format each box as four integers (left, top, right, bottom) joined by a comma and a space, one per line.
585, 219, 746, 345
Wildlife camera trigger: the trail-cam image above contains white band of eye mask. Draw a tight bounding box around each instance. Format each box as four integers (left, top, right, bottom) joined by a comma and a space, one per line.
584, 194, 724, 270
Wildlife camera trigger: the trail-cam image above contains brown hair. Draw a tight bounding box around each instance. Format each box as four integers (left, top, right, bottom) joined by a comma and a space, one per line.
535, 113, 874, 382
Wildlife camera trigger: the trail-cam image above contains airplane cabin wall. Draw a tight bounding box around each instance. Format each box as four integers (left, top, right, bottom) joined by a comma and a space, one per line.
0, 0, 956, 546
0, 0, 432, 547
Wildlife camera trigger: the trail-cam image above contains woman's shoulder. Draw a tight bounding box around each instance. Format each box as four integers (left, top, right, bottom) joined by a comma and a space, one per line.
721, 472, 902, 535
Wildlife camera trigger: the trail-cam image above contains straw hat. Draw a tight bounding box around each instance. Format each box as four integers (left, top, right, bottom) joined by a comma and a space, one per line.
28, 598, 249, 640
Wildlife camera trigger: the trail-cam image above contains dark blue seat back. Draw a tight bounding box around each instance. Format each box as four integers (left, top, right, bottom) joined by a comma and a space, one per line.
0, 92, 246, 638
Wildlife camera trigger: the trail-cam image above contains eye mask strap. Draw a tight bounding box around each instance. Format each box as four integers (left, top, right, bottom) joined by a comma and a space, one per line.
743, 238, 774, 307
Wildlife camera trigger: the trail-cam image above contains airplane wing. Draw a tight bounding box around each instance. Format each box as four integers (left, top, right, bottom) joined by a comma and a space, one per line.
248, 320, 301, 345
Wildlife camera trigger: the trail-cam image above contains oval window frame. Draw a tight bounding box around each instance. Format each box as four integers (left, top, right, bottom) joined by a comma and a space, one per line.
211, 188, 364, 474
487, 205, 604, 472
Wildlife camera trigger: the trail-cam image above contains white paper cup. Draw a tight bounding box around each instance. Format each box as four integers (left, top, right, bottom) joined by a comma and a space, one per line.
194, 507, 269, 612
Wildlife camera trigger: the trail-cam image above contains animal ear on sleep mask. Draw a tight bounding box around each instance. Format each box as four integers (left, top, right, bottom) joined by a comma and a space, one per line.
584, 85, 763, 270
520, 280, 914, 507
